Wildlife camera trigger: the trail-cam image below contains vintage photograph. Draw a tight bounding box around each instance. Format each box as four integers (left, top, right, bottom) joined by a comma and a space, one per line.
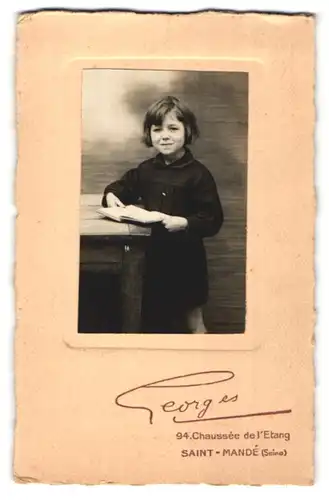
15, 11, 315, 486
78, 69, 248, 334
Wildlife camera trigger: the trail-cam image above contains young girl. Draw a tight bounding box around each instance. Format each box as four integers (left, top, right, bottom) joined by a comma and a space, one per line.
101, 96, 224, 333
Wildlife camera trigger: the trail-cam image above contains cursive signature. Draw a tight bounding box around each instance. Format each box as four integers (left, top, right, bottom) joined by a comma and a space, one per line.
115, 370, 292, 425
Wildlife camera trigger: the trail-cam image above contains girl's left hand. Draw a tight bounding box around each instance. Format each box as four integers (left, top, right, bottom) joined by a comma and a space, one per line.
162, 215, 188, 232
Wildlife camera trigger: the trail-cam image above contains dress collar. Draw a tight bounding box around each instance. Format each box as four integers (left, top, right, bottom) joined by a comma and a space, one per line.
153, 148, 195, 169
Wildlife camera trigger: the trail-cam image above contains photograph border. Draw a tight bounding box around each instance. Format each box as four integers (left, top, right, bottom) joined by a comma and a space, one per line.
64, 56, 263, 351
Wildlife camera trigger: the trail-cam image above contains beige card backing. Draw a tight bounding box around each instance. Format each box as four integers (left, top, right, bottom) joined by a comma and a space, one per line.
15, 12, 314, 484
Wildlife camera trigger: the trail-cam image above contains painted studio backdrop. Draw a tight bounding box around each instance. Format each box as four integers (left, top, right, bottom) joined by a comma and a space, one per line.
79, 69, 248, 334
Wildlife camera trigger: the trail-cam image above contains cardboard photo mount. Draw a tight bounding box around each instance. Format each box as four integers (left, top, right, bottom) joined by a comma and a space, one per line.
15, 11, 315, 485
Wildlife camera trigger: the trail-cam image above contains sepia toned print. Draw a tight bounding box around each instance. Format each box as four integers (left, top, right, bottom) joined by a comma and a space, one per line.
79, 70, 248, 334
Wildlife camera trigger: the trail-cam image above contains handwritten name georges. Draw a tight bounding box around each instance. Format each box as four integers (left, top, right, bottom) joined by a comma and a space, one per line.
114, 370, 292, 425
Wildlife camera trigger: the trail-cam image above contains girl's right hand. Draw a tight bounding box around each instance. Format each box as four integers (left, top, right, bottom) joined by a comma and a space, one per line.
106, 193, 125, 208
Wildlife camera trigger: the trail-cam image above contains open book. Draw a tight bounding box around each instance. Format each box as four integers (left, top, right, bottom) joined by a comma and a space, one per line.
97, 205, 166, 225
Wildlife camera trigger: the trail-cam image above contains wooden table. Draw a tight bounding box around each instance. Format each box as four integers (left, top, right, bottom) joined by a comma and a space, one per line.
79, 195, 151, 333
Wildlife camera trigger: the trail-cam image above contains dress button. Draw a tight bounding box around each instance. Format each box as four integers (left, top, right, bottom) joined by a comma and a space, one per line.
162, 192, 166, 196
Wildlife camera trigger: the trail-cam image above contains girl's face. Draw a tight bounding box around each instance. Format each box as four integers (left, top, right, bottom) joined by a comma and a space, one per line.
150, 111, 185, 160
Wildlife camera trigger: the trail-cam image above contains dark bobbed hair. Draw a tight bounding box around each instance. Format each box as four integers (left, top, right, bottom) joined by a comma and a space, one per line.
142, 95, 200, 147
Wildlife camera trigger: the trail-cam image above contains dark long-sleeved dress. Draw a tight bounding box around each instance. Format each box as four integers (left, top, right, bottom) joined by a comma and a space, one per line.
102, 148, 224, 332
